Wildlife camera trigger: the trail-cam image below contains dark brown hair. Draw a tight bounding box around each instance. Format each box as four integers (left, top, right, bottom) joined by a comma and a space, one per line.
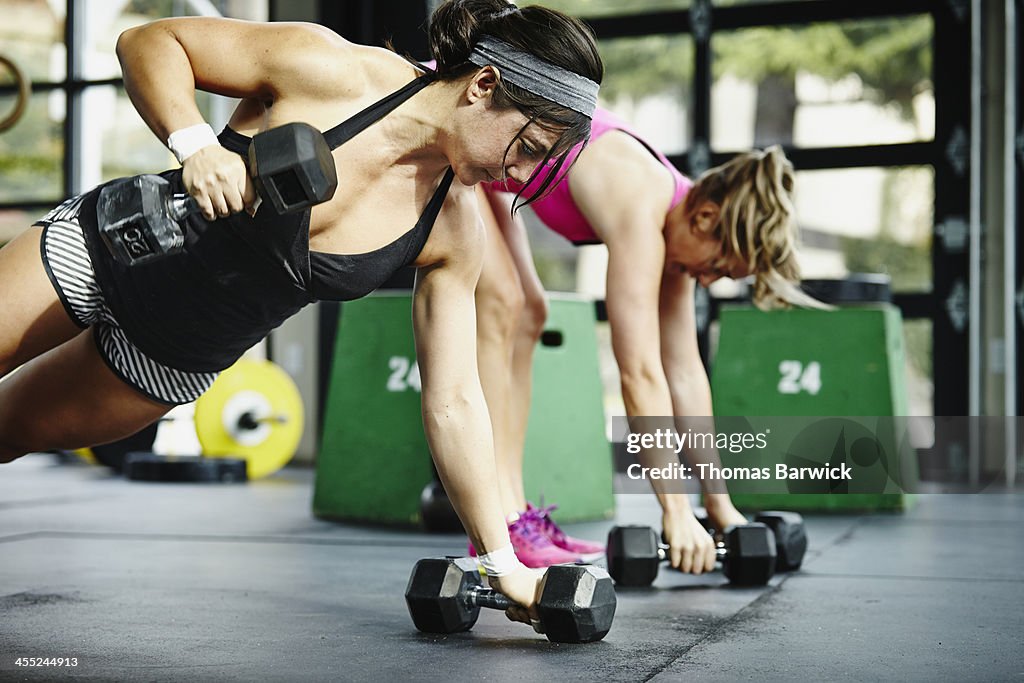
427, 0, 603, 207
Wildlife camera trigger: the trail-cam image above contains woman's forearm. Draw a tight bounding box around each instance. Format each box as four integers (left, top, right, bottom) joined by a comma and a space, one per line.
620, 371, 694, 515
421, 397, 511, 555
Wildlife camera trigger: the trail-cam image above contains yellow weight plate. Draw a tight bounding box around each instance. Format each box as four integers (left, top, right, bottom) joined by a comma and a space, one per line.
194, 359, 303, 480
75, 448, 97, 465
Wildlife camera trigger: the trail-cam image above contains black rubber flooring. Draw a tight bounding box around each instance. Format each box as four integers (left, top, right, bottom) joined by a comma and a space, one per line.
2, 454, 1021, 682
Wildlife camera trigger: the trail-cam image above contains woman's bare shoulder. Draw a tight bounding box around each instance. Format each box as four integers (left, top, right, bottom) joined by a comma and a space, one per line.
266, 23, 421, 102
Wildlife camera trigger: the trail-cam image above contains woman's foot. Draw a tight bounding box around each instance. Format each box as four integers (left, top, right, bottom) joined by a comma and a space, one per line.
526, 503, 605, 561
468, 510, 583, 569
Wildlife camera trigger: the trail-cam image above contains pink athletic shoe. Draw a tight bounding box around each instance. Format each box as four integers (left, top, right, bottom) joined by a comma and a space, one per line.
468, 512, 583, 569
528, 502, 605, 560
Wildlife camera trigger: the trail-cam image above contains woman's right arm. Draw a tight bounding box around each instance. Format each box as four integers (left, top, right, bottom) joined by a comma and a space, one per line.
117, 17, 351, 141
115, 18, 354, 218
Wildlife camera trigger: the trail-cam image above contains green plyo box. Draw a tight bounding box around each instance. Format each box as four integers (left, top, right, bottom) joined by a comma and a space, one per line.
313, 292, 614, 525
710, 304, 917, 512
521, 294, 615, 522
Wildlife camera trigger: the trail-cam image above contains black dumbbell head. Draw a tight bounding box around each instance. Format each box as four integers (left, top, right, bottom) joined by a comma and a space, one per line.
755, 511, 807, 571
97, 175, 186, 265
721, 523, 777, 585
536, 564, 617, 643
249, 122, 338, 214
606, 525, 661, 587
404, 557, 481, 634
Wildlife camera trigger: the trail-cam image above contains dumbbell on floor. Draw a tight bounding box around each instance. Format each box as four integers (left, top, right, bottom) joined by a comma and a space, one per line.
98, 121, 338, 265
405, 557, 616, 643
606, 523, 777, 587
753, 511, 807, 571
697, 509, 807, 572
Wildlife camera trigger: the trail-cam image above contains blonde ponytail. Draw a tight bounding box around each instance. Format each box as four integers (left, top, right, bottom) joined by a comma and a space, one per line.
687, 146, 829, 310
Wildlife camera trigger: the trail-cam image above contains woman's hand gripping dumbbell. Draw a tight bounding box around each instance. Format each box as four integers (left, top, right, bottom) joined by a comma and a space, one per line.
697, 510, 808, 572
97, 122, 337, 265
405, 557, 617, 643
606, 522, 779, 587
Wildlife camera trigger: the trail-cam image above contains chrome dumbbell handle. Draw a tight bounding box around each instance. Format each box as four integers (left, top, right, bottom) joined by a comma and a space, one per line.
655, 544, 728, 563
464, 585, 516, 611
168, 194, 200, 222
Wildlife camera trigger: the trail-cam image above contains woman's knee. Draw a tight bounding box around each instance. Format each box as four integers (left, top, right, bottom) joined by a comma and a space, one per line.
477, 282, 527, 341
519, 291, 548, 342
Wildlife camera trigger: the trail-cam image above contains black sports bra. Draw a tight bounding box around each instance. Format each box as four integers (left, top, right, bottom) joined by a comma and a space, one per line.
216, 72, 455, 301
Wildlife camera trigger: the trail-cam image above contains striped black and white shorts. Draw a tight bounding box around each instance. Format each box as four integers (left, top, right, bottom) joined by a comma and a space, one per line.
36, 195, 218, 406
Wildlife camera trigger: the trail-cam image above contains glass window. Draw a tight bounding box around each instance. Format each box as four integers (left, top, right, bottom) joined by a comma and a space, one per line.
903, 319, 933, 417
0, 92, 63, 203
84, 1, 270, 79
711, 16, 933, 149
0, 0, 65, 82
82, 4, 152, 81
534, 0, 690, 18
794, 166, 933, 293
597, 35, 693, 156
713, 0, 820, 5
81, 88, 233, 189
91, 87, 171, 186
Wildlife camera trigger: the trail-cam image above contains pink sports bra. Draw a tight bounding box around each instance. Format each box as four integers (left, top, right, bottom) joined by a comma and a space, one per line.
485, 107, 692, 244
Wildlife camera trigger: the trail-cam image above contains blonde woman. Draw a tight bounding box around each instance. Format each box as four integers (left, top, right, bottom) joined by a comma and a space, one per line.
476, 106, 817, 570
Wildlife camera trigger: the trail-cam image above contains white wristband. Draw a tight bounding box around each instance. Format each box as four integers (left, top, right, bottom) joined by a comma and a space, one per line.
167, 123, 219, 164
476, 544, 523, 577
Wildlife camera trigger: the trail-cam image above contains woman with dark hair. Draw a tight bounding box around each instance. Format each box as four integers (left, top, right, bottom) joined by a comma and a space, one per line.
0, 0, 601, 622
475, 106, 822, 571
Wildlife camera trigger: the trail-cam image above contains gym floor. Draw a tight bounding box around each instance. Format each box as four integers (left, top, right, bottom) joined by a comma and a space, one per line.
2, 455, 1021, 682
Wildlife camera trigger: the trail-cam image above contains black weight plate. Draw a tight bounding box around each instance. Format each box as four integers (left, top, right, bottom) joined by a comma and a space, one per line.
123, 452, 247, 483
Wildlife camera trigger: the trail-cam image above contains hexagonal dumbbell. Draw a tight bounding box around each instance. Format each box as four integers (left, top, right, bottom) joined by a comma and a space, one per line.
606, 523, 777, 587
98, 121, 337, 265
404, 557, 616, 643
696, 510, 807, 572
753, 511, 807, 571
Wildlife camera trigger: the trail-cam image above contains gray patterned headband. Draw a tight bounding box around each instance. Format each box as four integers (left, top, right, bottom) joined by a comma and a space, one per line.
466, 35, 599, 118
